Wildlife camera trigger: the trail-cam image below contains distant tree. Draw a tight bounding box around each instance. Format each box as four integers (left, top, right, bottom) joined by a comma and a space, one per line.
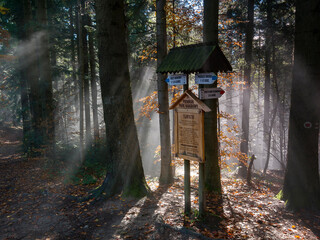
79, 0, 91, 145
282, 0, 320, 210
88, 15, 99, 141
77, 0, 85, 155
157, 0, 173, 185
263, 0, 272, 172
95, 0, 149, 197
239, 0, 254, 177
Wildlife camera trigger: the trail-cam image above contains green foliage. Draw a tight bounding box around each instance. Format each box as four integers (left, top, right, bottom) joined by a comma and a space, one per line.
58, 141, 108, 185
275, 189, 283, 200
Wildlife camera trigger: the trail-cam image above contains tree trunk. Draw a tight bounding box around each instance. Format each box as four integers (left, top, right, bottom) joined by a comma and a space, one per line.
202, 0, 221, 193
35, 0, 55, 149
282, 0, 320, 210
88, 16, 99, 141
21, 0, 43, 149
16, 0, 31, 151
95, 0, 149, 198
263, 0, 272, 165
69, 5, 77, 115
80, 1, 91, 145
239, 0, 254, 178
156, 0, 173, 185
77, 0, 84, 155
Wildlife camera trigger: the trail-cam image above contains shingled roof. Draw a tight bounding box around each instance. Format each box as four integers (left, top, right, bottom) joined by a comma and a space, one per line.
156, 43, 232, 74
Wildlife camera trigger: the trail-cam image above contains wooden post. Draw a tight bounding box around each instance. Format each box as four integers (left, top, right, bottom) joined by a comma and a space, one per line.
198, 87, 206, 217
184, 77, 191, 216
199, 162, 205, 217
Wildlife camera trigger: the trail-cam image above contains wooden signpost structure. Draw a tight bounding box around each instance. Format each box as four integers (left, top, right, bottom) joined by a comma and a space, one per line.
157, 43, 232, 217
170, 89, 211, 216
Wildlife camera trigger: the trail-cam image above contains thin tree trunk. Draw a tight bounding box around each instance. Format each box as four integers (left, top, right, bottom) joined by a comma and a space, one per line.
157, 0, 173, 185
77, 0, 84, 156
88, 16, 99, 141
239, 0, 254, 178
80, 1, 91, 145
263, 0, 272, 164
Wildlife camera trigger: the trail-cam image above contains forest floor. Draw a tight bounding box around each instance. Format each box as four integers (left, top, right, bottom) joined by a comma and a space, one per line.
0, 124, 319, 240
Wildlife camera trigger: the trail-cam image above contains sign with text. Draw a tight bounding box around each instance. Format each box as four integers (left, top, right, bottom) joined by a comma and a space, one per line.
195, 72, 217, 84
166, 74, 187, 85
199, 88, 225, 100
174, 95, 205, 162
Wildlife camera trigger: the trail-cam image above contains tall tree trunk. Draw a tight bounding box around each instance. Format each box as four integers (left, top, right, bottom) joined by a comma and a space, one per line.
16, 0, 31, 151
263, 0, 272, 164
69, 6, 78, 113
203, 0, 221, 193
77, 0, 84, 155
35, 0, 55, 149
239, 0, 254, 177
22, 0, 43, 149
282, 0, 320, 210
80, 1, 91, 145
95, 0, 149, 198
88, 16, 99, 141
157, 0, 173, 185
264, 37, 278, 174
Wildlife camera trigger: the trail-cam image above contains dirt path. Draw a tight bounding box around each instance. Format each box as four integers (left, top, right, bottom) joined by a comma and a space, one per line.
0, 125, 319, 239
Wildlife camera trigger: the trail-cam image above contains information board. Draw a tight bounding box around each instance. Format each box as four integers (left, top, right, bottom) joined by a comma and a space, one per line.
174, 95, 205, 162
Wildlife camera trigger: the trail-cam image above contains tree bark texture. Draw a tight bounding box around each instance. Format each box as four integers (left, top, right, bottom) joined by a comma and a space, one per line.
35, 0, 55, 147
239, 0, 254, 178
21, 0, 43, 148
202, 0, 221, 194
96, 0, 149, 198
156, 0, 173, 185
282, 0, 320, 210
15, 0, 31, 151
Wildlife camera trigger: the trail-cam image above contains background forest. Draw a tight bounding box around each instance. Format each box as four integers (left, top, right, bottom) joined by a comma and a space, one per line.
0, 0, 319, 239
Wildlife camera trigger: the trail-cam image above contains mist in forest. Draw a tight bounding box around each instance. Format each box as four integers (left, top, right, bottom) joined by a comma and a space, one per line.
131, 66, 161, 177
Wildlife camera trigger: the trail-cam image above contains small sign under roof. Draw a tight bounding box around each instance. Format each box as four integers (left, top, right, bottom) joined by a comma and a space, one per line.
199, 88, 225, 100
195, 72, 217, 84
165, 74, 187, 85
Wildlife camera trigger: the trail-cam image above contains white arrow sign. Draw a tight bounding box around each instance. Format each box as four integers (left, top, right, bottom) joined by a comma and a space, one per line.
195, 72, 217, 84
166, 74, 187, 85
199, 88, 225, 100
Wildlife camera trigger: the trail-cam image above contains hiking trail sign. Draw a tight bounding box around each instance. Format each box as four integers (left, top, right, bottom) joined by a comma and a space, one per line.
170, 90, 211, 162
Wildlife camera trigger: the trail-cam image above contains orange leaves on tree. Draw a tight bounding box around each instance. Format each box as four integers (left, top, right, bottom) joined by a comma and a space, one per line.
0, 6, 9, 15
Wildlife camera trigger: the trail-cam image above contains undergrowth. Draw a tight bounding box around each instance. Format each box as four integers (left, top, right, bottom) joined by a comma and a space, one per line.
56, 141, 107, 185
